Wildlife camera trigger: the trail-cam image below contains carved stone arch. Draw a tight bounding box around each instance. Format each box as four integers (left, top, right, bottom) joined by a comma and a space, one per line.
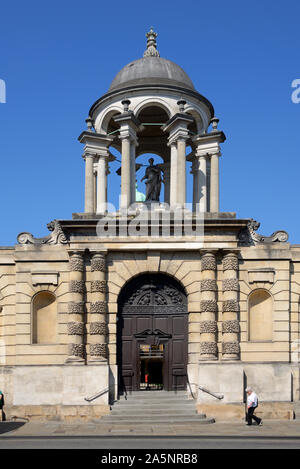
119, 272, 187, 314
185, 107, 205, 134
110, 268, 189, 307
96, 106, 123, 134
134, 98, 172, 120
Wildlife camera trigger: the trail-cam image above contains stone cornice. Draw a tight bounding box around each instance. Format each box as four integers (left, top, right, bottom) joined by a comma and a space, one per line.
78, 131, 114, 145
88, 84, 215, 119
113, 111, 143, 133
192, 131, 226, 145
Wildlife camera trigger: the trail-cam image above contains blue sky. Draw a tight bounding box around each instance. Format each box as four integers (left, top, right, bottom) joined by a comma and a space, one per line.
0, 0, 299, 245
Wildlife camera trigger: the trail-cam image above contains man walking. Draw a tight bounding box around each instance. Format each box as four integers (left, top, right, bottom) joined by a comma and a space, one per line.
246, 387, 262, 426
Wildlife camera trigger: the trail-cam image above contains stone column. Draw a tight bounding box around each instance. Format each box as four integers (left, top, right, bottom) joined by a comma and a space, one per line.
198, 155, 207, 212
105, 160, 110, 206
210, 152, 220, 212
191, 159, 198, 212
120, 135, 131, 209
93, 163, 97, 213
130, 140, 137, 205
177, 137, 187, 207
96, 155, 107, 215
222, 252, 240, 360
200, 252, 218, 360
206, 157, 211, 212
66, 251, 85, 363
84, 154, 94, 213
88, 252, 107, 362
169, 142, 177, 207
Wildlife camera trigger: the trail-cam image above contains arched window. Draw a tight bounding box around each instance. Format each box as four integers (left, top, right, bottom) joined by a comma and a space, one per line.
248, 290, 273, 341
32, 292, 57, 344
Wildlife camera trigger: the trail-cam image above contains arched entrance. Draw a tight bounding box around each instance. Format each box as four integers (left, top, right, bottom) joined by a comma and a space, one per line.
117, 273, 188, 392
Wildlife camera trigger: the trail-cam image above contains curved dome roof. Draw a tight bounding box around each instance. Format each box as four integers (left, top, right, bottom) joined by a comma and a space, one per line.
109, 56, 195, 92
108, 29, 195, 92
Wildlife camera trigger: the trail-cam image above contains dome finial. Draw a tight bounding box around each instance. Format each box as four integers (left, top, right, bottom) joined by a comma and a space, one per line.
144, 27, 160, 58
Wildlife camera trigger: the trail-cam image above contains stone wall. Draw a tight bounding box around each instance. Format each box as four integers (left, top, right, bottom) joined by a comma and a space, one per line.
197, 362, 295, 420
0, 240, 300, 420
0, 364, 110, 422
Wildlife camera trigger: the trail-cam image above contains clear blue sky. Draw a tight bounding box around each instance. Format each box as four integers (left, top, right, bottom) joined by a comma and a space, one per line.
0, 0, 299, 245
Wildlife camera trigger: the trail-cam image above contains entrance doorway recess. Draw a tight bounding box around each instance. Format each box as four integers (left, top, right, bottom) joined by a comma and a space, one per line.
117, 273, 188, 392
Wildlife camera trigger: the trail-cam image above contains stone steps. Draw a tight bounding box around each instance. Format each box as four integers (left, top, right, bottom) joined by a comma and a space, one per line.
100, 391, 215, 426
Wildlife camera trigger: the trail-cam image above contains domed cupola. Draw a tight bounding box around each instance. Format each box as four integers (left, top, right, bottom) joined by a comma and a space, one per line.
79, 29, 225, 216
109, 28, 196, 93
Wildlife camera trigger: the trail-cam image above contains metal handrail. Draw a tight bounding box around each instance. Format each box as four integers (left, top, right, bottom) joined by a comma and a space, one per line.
84, 387, 109, 402
187, 378, 197, 400
198, 385, 224, 400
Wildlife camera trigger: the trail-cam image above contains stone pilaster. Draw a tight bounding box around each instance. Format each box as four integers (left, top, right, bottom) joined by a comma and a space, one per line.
222, 252, 240, 360
66, 251, 85, 364
88, 252, 107, 363
200, 252, 218, 360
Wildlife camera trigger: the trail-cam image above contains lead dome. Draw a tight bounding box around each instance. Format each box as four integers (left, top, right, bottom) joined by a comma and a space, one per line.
109, 56, 195, 92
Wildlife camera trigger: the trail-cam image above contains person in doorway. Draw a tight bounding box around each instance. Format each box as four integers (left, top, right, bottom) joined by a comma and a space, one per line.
0, 390, 5, 421
245, 387, 262, 426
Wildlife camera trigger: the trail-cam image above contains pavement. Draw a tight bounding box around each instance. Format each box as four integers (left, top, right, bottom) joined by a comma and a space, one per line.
0, 419, 300, 439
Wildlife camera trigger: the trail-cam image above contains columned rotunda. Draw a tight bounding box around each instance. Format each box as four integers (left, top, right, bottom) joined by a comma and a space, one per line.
0, 30, 299, 422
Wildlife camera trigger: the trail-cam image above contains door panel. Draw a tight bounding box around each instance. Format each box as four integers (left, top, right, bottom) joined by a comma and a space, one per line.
117, 274, 188, 392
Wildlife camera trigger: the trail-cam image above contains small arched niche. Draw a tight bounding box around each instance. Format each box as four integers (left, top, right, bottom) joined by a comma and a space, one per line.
248, 289, 273, 341
32, 292, 57, 344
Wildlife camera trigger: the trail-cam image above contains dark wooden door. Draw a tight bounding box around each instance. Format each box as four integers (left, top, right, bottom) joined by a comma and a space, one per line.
117, 274, 188, 392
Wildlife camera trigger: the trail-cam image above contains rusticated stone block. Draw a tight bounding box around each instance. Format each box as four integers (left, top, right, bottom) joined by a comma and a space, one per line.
68, 343, 85, 358
222, 320, 239, 333
201, 254, 216, 271
200, 300, 218, 313
90, 301, 106, 313
200, 279, 217, 292
200, 342, 217, 355
70, 280, 86, 293
222, 342, 240, 355
90, 322, 107, 335
91, 280, 106, 293
69, 254, 84, 272
200, 320, 217, 333
68, 302, 85, 314
67, 322, 85, 335
90, 343, 107, 358
91, 254, 106, 272
222, 279, 239, 292
223, 254, 239, 271
222, 300, 239, 312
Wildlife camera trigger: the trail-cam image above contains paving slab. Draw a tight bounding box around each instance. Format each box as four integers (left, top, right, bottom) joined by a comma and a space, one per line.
0, 420, 300, 438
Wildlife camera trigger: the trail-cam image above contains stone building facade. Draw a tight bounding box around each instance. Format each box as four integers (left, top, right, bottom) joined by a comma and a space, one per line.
0, 30, 299, 421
